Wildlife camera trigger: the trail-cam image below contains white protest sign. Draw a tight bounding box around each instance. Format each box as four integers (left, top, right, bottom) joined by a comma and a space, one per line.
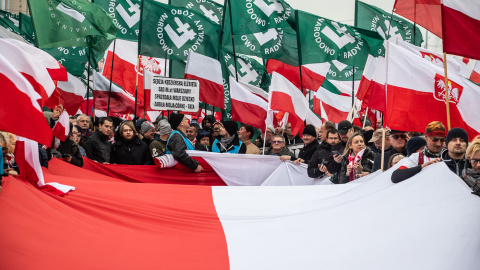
150, 77, 199, 112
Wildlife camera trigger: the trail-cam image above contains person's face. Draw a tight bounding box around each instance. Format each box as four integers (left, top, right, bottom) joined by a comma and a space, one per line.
122, 125, 134, 140
468, 150, 480, 172
144, 128, 156, 140
339, 132, 349, 143
376, 119, 382, 129
204, 121, 212, 128
389, 133, 408, 150
186, 126, 197, 140
425, 136, 445, 154
78, 116, 90, 130
266, 129, 274, 142
200, 137, 210, 146
238, 126, 250, 141
327, 132, 339, 146
302, 134, 315, 145
212, 124, 221, 137
69, 118, 77, 126
319, 124, 326, 141
99, 121, 113, 136
349, 135, 365, 155
271, 137, 285, 151
447, 137, 467, 157
179, 117, 189, 129
220, 126, 229, 137
70, 127, 79, 142
285, 123, 292, 136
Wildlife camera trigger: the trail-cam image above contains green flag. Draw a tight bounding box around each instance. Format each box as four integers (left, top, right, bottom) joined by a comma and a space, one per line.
19, 13, 35, 42
222, 0, 298, 66
0, 10, 34, 43
170, 0, 224, 25
326, 60, 363, 82
296, 10, 384, 67
42, 46, 102, 77
139, 0, 220, 61
95, 0, 141, 41
27, 0, 119, 52
355, 1, 423, 48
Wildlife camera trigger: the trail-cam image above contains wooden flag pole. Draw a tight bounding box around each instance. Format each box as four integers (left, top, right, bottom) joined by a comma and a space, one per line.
133, 55, 141, 118
362, 107, 370, 128
443, 52, 452, 130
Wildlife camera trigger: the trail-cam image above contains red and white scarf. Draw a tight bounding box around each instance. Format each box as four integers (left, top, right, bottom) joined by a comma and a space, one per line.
348, 148, 365, 182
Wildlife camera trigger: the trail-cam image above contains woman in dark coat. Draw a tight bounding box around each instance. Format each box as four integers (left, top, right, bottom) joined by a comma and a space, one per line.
110, 121, 153, 165
338, 132, 376, 184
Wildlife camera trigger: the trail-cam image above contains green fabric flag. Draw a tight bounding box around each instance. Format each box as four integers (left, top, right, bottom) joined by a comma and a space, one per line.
95, 0, 141, 41
0, 10, 34, 43
170, 0, 224, 25
355, 1, 423, 49
27, 0, 119, 52
222, 0, 298, 66
220, 50, 270, 120
296, 10, 384, 67
42, 46, 102, 77
19, 13, 35, 42
326, 60, 363, 82
139, 0, 220, 61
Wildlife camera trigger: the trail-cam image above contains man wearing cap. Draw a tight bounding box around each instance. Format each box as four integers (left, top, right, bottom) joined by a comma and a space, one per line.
212, 121, 246, 154
371, 130, 408, 172
406, 137, 427, 157
166, 113, 203, 172
295, 125, 320, 164
150, 119, 172, 158
332, 120, 354, 154
392, 125, 468, 183
369, 128, 391, 155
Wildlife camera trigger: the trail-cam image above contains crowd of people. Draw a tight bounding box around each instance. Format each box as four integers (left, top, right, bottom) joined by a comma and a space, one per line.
1, 106, 479, 196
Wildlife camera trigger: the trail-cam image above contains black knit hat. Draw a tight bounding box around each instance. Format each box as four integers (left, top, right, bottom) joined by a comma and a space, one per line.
169, 113, 185, 130
446, 127, 469, 146
406, 136, 427, 156
302, 124, 317, 137
222, 121, 238, 137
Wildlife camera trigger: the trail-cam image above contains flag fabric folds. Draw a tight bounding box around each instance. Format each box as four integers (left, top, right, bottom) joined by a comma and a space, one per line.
57, 73, 88, 115
170, 0, 224, 25
230, 77, 268, 131
185, 52, 224, 109
93, 71, 137, 115
266, 59, 330, 91
52, 111, 71, 141
139, 0, 220, 61
384, 42, 480, 138
393, 0, 442, 38
0, 54, 53, 146
95, 0, 142, 41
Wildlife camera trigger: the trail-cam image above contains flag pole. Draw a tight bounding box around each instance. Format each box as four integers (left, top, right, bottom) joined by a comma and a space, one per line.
295, 10, 306, 97
362, 107, 369, 128
443, 52, 451, 130
227, 0, 239, 82
107, 39, 116, 116
134, 55, 140, 118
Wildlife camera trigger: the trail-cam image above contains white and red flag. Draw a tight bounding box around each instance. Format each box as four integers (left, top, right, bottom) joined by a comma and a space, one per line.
0, 39, 56, 104
269, 72, 310, 136
56, 73, 88, 115
356, 55, 377, 103
185, 52, 224, 109
393, 0, 442, 38
93, 72, 137, 115
230, 77, 268, 131
385, 41, 480, 138
14, 137, 74, 196
52, 111, 70, 142
0, 54, 53, 146
471, 61, 480, 84
442, 0, 480, 60
266, 59, 330, 92
315, 83, 360, 124
358, 56, 387, 113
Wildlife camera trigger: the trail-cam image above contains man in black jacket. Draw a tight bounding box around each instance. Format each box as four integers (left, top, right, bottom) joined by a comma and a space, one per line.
308, 128, 339, 178
295, 125, 319, 164
166, 113, 203, 172
84, 117, 113, 163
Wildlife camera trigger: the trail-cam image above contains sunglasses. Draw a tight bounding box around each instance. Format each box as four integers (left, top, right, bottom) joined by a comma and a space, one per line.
391, 134, 407, 140
271, 140, 284, 144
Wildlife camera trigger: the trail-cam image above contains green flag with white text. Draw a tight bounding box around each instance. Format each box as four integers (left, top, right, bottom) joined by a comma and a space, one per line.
170, 0, 224, 25
0, 10, 34, 43
27, 0, 119, 51
19, 13, 35, 43
139, 0, 220, 61
95, 0, 141, 41
42, 46, 102, 77
296, 10, 384, 67
355, 1, 423, 49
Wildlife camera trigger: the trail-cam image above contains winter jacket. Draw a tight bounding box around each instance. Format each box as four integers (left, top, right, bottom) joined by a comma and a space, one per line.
56, 139, 83, 167
166, 130, 199, 171
297, 139, 319, 164
463, 167, 480, 194
441, 150, 467, 177
263, 146, 295, 159
308, 141, 334, 178
84, 130, 111, 163
338, 147, 376, 184
372, 146, 407, 172
212, 134, 246, 154
110, 136, 153, 165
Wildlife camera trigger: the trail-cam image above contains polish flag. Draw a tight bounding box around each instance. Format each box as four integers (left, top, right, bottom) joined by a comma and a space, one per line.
269, 72, 310, 136
237, 80, 268, 101
0, 54, 53, 146
393, 0, 442, 38
4, 38, 68, 81
356, 55, 377, 102
442, 0, 480, 60
385, 41, 480, 138
0, 39, 56, 104
52, 111, 70, 142
93, 72, 138, 115
184, 52, 224, 109
315, 83, 360, 124
56, 73, 88, 115
230, 77, 268, 131
266, 59, 330, 91
358, 56, 386, 113
14, 137, 75, 196
471, 61, 480, 84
